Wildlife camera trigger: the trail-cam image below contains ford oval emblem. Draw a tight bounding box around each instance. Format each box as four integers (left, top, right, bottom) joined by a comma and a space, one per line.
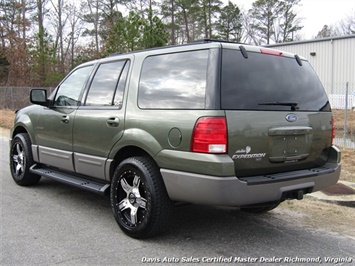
286, 114, 298, 122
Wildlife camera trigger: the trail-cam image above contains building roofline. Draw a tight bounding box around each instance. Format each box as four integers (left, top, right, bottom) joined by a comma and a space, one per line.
267, 34, 355, 47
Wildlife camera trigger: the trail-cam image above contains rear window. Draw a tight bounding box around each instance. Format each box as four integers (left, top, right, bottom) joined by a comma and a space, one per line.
138, 50, 208, 109
221, 49, 331, 111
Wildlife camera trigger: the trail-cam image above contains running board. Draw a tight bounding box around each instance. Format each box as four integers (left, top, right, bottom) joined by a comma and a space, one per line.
30, 164, 110, 195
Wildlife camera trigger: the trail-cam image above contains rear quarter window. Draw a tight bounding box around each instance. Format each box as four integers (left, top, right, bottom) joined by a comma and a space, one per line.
138, 50, 209, 109
221, 49, 331, 112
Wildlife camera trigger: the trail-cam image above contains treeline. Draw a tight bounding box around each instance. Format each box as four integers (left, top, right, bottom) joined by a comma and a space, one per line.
0, 0, 354, 87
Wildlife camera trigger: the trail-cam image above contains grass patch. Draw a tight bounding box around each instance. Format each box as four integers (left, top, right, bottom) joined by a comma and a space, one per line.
339, 149, 355, 182
333, 109, 355, 135
278, 198, 355, 238
0, 109, 15, 129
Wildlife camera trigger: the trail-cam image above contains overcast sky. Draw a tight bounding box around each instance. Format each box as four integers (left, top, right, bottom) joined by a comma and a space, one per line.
229, 0, 355, 39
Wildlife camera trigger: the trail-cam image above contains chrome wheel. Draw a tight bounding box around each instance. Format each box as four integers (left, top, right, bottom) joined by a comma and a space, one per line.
111, 157, 173, 239
10, 133, 41, 186
117, 171, 147, 226
12, 143, 25, 177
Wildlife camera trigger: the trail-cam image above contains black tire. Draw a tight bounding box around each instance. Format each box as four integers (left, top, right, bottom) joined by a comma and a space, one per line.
110, 156, 173, 239
240, 202, 279, 214
9, 133, 41, 186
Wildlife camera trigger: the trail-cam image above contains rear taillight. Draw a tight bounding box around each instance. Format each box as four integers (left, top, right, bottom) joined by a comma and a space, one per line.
191, 117, 227, 154
331, 116, 335, 145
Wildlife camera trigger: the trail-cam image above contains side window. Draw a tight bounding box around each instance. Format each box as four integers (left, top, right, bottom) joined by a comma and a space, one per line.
138, 50, 208, 109
54, 65, 93, 106
85, 60, 128, 107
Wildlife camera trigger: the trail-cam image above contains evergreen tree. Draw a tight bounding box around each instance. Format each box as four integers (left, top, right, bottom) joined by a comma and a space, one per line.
195, 0, 222, 39
161, 0, 178, 44
123, 11, 143, 51
174, 0, 199, 43
250, 0, 282, 45
216, 1, 242, 42
28, 29, 61, 86
278, 0, 303, 42
142, 8, 169, 49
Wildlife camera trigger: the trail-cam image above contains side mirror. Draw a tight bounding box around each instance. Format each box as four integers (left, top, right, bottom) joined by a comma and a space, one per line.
30, 89, 48, 106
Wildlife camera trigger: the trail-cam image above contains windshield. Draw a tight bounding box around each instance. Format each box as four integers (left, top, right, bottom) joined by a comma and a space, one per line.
221, 49, 331, 112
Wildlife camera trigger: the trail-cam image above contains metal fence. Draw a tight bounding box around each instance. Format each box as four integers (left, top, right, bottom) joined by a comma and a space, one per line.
0, 85, 354, 149
325, 82, 355, 110
324, 82, 355, 149
329, 94, 355, 110
0, 87, 54, 110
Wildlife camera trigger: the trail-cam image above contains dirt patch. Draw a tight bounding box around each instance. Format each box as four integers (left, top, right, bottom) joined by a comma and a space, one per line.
322, 183, 355, 196
278, 198, 355, 238
0, 109, 15, 130
333, 109, 355, 134
339, 149, 355, 183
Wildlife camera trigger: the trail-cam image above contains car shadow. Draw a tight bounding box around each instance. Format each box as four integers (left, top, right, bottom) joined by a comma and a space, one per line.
33, 178, 299, 243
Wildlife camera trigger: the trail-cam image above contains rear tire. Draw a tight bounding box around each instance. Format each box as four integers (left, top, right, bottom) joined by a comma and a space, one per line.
110, 156, 173, 239
9, 133, 41, 186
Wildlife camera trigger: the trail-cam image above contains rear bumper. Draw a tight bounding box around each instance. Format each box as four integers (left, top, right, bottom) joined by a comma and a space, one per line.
161, 164, 340, 206
160, 146, 341, 207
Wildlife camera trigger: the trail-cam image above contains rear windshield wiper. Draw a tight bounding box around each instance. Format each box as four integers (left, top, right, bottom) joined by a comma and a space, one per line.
259, 102, 299, 110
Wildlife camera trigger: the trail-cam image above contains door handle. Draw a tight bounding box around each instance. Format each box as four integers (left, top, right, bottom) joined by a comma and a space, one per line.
61, 115, 69, 123
107, 117, 120, 127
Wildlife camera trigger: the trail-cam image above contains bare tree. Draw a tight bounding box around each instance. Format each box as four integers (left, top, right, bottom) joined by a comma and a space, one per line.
81, 0, 101, 55
339, 11, 355, 35
66, 1, 83, 69
241, 10, 262, 45
315, 24, 341, 39
49, 0, 68, 74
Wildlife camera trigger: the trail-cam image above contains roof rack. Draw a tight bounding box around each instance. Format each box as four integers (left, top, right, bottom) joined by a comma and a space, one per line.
107, 52, 123, 57
191, 38, 246, 45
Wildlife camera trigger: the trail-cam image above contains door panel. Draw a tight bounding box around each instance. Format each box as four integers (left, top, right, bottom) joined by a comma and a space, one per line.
39, 146, 75, 172
34, 64, 94, 171
72, 60, 130, 180
35, 107, 76, 171
73, 109, 125, 158
73, 152, 106, 179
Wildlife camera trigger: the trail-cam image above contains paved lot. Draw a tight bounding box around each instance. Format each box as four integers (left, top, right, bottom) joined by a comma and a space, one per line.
1, 136, 354, 265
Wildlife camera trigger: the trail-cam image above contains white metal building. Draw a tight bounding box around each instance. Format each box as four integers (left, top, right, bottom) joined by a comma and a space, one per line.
268, 35, 355, 109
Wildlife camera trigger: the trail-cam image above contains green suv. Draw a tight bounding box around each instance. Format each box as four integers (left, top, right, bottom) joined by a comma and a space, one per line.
9, 40, 341, 238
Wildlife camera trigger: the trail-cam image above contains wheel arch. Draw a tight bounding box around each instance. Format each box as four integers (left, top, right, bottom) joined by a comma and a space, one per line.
11, 110, 38, 144
108, 145, 159, 181
12, 125, 28, 138
107, 128, 164, 181
11, 124, 38, 146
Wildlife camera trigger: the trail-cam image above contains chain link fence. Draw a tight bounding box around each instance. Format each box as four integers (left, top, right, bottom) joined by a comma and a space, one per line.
325, 82, 355, 110
0, 87, 54, 110
324, 82, 355, 149
0, 84, 354, 149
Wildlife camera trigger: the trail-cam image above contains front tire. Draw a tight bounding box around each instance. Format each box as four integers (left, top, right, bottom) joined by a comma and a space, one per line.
10, 133, 41, 186
110, 157, 173, 239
